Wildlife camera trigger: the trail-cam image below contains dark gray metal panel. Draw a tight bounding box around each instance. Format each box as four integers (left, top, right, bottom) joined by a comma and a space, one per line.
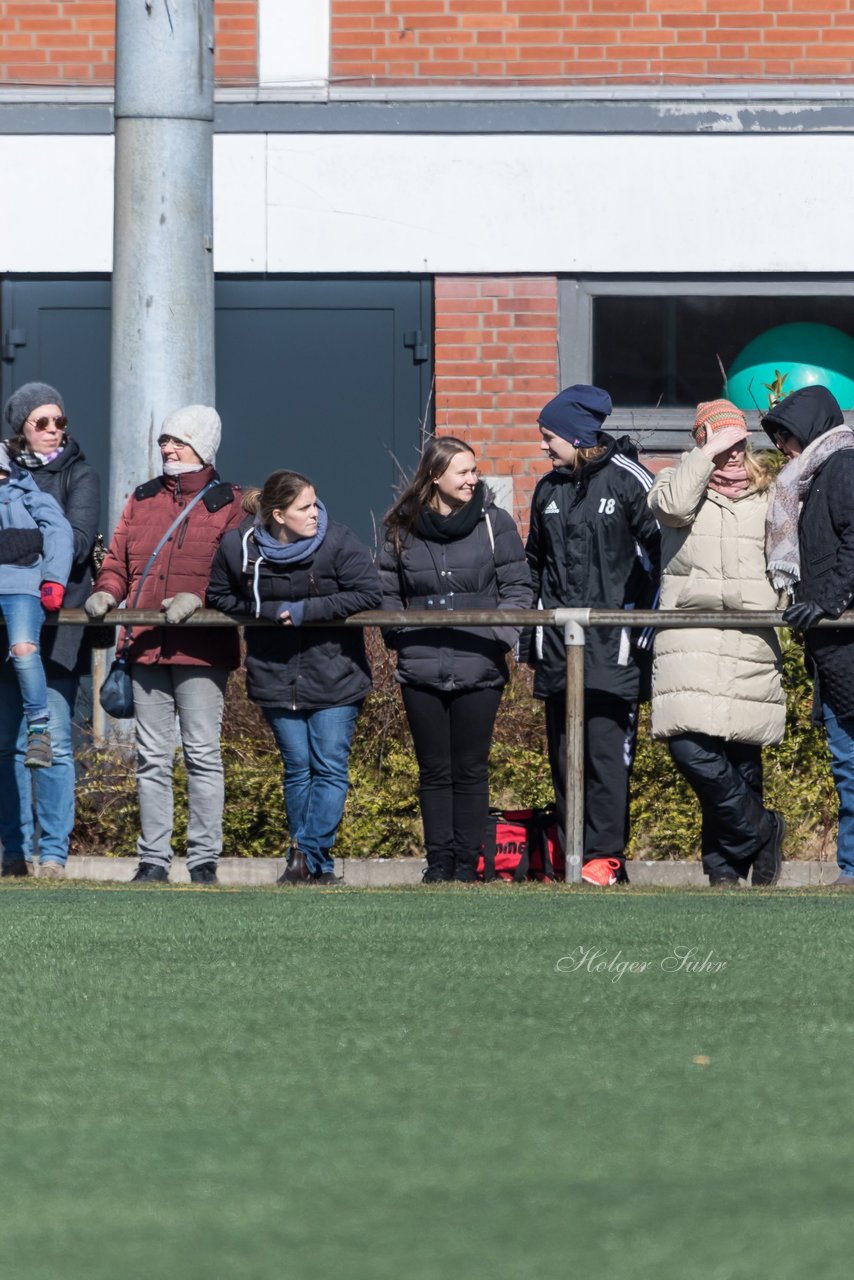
0, 278, 112, 470
213, 278, 433, 545
0, 103, 114, 133
1, 276, 433, 547
4, 97, 854, 135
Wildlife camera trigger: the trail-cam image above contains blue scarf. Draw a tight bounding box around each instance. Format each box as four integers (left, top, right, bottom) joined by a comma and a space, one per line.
253, 500, 329, 564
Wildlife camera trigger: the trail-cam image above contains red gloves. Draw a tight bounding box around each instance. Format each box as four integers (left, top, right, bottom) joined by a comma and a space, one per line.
41, 582, 65, 611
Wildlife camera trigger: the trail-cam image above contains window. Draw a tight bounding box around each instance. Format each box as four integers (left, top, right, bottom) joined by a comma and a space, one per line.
559, 277, 854, 452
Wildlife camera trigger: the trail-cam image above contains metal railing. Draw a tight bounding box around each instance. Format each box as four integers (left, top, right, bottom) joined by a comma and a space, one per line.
50, 605, 837, 883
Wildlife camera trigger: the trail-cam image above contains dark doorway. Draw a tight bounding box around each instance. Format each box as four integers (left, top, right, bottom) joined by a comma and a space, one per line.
1, 276, 433, 545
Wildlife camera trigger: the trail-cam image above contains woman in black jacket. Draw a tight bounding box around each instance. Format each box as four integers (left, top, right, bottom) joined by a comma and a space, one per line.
378, 436, 532, 883
0, 381, 100, 878
208, 469, 381, 884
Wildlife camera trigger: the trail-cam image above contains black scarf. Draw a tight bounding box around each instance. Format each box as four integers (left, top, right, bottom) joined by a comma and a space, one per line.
415, 482, 485, 543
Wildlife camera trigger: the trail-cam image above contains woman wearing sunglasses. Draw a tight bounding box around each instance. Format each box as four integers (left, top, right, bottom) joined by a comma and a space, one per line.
0, 381, 101, 878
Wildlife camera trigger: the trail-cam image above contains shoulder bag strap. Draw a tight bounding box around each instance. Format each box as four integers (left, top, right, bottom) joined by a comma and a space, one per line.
115, 479, 218, 658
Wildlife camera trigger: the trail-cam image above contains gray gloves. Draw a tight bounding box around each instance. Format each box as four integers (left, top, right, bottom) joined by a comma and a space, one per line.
84, 591, 117, 620
160, 593, 203, 624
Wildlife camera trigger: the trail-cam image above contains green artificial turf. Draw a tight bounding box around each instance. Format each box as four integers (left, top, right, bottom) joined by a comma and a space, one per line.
0, 883, 852, 1280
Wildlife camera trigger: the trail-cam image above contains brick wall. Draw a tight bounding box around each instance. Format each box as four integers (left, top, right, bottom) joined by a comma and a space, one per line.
331, 0, 854, 85
0, 1, 257, 84
434, 277, 559, 527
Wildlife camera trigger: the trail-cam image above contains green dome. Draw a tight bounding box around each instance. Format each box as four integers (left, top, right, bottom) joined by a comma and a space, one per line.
727, 323, 854, 413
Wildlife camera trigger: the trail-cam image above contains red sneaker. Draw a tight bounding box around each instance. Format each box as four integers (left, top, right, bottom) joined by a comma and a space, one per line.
581, 857, 623, 887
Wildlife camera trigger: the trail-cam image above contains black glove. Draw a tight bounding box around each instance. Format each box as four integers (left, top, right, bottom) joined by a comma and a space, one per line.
782, 599, 827, 631
0, 527, 43, 566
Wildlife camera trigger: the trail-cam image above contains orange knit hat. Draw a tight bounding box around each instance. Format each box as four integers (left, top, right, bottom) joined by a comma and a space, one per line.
692, 399, 747, 448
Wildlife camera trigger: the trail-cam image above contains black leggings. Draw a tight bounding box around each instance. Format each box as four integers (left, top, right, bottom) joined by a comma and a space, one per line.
668, 732, 772, 880
401, 685, 503, 880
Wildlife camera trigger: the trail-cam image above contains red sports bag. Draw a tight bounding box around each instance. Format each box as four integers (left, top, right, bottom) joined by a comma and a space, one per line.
478, 807, 564, 883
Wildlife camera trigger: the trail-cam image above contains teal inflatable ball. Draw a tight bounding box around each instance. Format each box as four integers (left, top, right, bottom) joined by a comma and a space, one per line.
727, 322, 854, 413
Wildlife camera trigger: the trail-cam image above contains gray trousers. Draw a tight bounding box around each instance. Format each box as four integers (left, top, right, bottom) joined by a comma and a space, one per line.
131, 665, 229, 869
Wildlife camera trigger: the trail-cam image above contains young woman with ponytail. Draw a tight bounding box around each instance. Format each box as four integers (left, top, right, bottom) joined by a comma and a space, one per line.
207, 470, 381, 884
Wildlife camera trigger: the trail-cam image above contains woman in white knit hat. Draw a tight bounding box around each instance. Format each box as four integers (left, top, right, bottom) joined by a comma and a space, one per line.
85, 406, 244, 885
648, 398, 787, 888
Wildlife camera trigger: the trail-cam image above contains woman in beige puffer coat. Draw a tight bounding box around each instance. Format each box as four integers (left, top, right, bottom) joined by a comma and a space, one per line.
649, 399, 786, 888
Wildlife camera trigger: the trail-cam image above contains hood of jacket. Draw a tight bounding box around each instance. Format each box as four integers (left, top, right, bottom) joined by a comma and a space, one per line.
762, 385, 846, 449
0, 464, 39, 502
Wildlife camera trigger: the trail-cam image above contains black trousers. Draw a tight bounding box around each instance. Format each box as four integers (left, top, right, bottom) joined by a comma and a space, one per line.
668, 732, 772, 880
402, 685, 503, 881
545, 692, 638, 862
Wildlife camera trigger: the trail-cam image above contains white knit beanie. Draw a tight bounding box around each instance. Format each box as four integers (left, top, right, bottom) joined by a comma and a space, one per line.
161, 404, 221, 465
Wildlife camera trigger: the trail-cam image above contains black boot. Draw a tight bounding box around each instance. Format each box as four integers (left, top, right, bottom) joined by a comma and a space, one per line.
189, 862, 218, 885
131, 862, 169, 884
751, 812, 786, 887
277, 845, 309, 885
1, 860, 31, 878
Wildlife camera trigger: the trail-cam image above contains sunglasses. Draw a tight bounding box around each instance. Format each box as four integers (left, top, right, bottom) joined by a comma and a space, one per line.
27, 415, 67, 432
772, 429, 793, 450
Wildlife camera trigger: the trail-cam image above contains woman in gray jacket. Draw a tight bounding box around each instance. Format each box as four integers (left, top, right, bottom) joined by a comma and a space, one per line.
649, 399, 786, 888
379, 437, 532, 883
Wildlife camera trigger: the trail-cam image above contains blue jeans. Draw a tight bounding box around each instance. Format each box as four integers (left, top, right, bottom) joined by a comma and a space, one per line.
822, 700, 854, 877
0, 594, 49, 725
0, 667, 78, 866
263, 703, 362, 874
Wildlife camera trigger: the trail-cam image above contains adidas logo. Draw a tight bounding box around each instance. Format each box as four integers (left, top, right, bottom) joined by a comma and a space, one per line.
544, 500, 560, 514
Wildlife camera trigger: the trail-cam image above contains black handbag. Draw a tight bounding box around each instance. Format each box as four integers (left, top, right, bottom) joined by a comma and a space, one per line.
98, 480, 217, 720
99, 650, 134, 719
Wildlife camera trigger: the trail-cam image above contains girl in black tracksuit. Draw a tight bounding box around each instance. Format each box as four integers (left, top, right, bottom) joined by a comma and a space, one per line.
526, 385, 661, 886
378, 436, 532, 883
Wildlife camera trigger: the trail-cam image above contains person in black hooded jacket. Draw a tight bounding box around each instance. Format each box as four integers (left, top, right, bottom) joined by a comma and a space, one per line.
0, 381, 100, 878
525, 384, 661, 887
208, 469, 381, 885
764, 383, 854, 886
378, 436, 532, 883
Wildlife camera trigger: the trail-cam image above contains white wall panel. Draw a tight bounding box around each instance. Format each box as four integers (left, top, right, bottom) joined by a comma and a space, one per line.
1, 131, 852, 276
258, 0, 330, 88
213, 135, 267, 271
265, 133, 854, 274
0, 136, 113, 271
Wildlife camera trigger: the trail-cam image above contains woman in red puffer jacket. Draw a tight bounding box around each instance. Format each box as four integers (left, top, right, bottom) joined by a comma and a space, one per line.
86, 405, 244, 886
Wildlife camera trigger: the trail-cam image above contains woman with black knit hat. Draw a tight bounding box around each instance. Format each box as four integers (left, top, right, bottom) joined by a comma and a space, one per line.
525, 384, 661, 887
379, 437, 532, 883
0, 381, 100, 878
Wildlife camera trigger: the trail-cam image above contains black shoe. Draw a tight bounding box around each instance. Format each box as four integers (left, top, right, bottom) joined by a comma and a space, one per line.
708, 874, 740, 888
189, 862, 218, 885
422, 869, 451, 884
312, 872, 344, 886
752, 812, 786, 887
277, 845, 309, 885
131, 862, 169, 884
1, 860, 31, 878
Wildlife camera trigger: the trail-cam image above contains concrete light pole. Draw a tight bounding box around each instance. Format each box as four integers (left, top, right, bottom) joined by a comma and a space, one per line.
109, 0, 216, 533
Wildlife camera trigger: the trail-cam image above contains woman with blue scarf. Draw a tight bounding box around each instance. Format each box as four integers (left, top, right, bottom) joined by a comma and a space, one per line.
208, 470, 381, 884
